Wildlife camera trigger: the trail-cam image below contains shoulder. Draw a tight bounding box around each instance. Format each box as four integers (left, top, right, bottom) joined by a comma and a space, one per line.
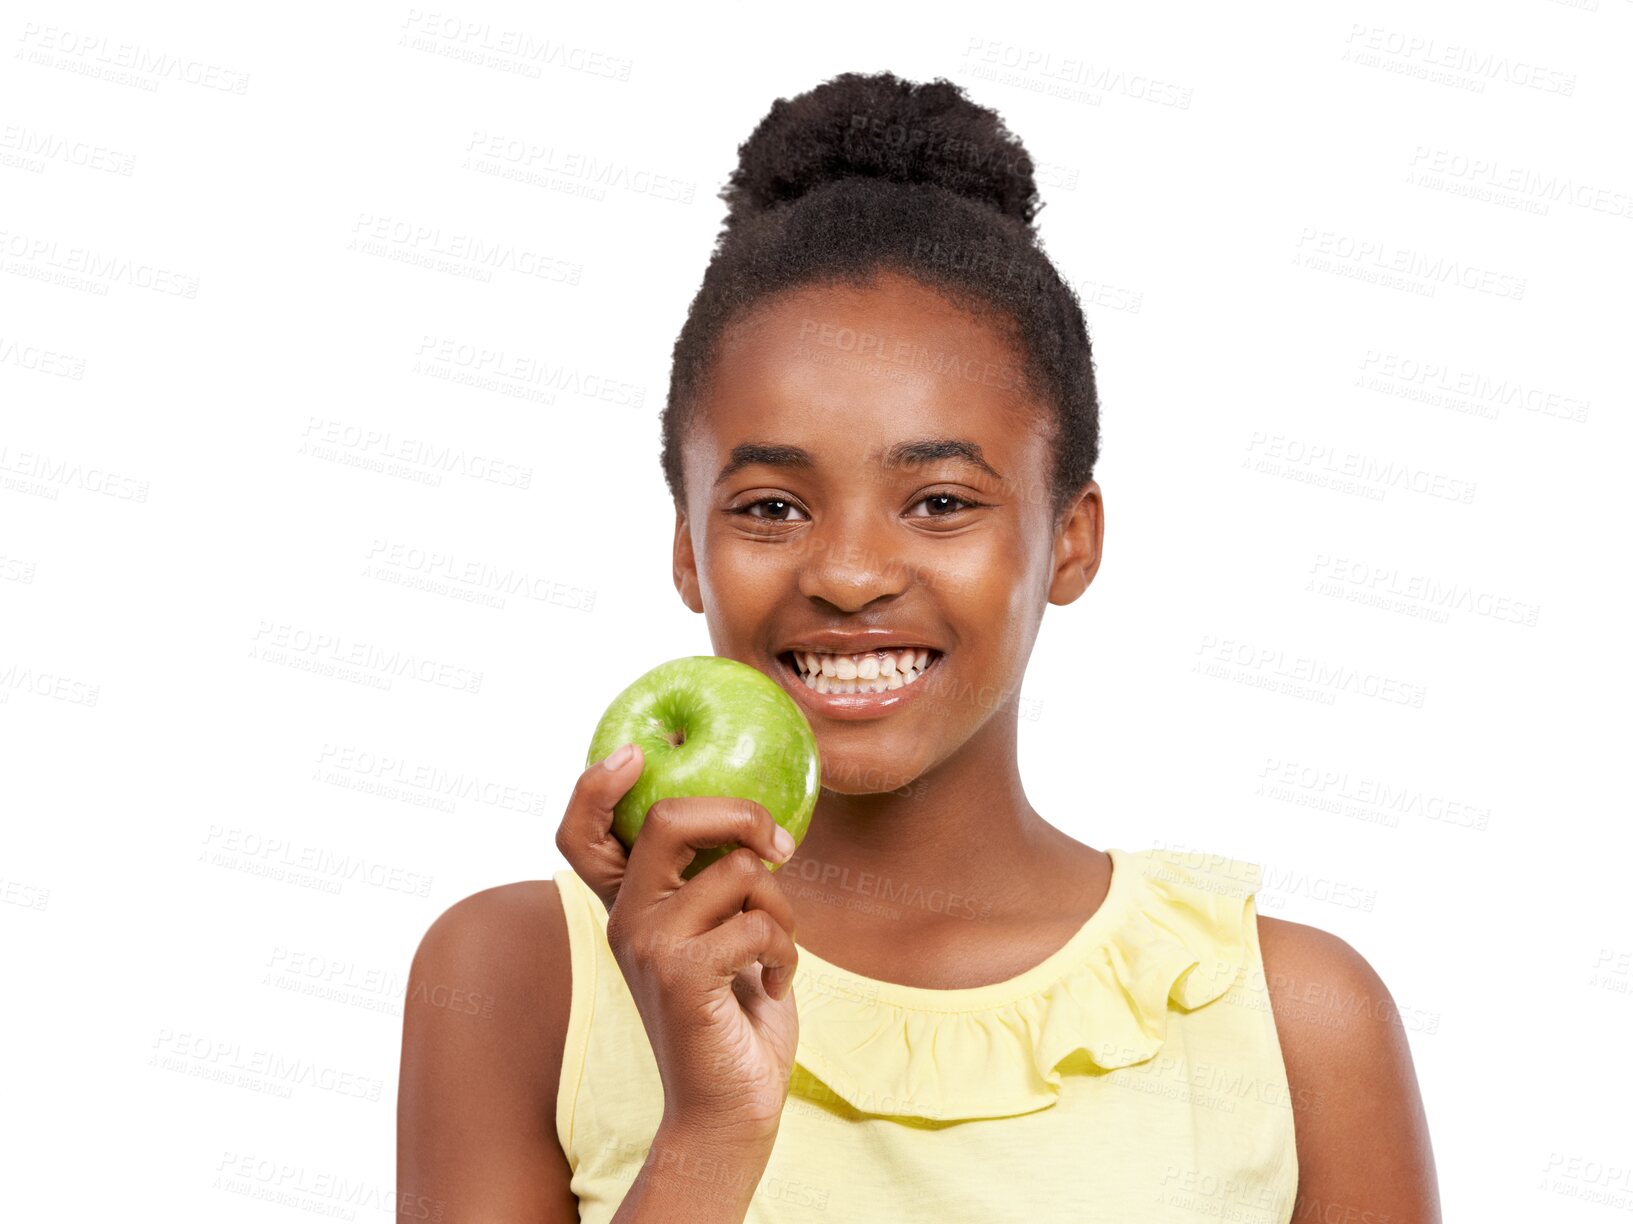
1255, 912, 1393, 1039
415, 877, 570, 976
408, 879, 573, 1086
399, 880, 578, 1217
1255, 913, 1442, 1221
1254, 912, 1410, 1097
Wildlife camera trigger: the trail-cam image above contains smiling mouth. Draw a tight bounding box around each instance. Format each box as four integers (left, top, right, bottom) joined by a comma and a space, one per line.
776, 647, 943, 695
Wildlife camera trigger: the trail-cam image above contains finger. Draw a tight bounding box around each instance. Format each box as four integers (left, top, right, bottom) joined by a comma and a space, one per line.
696, 906, 800, 1001
665, 846, 797, 945
620, 795, 791, 911
555, 742, 644, 911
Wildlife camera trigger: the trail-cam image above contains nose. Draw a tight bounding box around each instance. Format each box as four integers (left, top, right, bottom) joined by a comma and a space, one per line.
794, 502, 913, 612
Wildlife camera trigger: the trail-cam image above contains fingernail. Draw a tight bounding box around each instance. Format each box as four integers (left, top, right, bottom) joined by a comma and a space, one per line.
772, 826, 796, 860
602, 743, 634, 771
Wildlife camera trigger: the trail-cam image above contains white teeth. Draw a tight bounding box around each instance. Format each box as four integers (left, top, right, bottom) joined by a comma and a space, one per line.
792, 650, 936, 694
787, 647, 939, 696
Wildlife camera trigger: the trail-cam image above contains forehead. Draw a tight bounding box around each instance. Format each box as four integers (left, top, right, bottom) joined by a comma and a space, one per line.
691, 270, 1044, 477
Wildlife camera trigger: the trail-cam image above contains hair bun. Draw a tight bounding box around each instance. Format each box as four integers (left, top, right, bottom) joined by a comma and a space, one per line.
721, 71, 1042, 232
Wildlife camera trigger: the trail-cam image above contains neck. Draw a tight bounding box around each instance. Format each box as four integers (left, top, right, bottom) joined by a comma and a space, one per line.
782, 710, 1068, 923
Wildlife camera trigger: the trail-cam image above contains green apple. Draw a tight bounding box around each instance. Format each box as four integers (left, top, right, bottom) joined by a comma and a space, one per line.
585, 655, 820, 879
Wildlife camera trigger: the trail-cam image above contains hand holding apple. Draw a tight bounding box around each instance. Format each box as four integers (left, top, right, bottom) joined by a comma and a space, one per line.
585, 655, 821, 879
553, 655, 822, 1144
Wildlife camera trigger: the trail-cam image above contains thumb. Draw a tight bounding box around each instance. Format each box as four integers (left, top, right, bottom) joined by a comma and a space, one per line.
557, 742, 645, 908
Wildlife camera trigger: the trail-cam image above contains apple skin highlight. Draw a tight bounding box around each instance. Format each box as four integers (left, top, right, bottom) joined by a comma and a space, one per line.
585, 655, 821, 878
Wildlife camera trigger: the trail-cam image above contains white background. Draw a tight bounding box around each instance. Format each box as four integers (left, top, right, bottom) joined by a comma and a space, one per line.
3, 0, 1629, 1219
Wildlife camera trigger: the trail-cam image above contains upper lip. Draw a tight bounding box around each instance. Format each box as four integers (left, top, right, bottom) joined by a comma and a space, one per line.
778, 631, 942, 655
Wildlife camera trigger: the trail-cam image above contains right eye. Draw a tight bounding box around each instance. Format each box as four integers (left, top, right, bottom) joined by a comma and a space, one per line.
729, 498, 809, 523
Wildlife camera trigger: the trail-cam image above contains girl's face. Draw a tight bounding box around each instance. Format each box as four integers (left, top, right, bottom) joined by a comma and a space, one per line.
674, 269, 1101, 795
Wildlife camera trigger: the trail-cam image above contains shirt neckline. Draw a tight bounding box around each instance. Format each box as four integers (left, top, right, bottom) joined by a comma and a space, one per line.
790, 846, 1136, 1014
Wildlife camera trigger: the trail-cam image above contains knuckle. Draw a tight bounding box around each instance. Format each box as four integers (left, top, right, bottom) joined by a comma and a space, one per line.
731, 798, 768, 835
727, 845, 763, 876
740, 908, 774, 944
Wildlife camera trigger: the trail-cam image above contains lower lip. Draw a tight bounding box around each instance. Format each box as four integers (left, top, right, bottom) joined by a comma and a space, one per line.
774, 652, 943, 721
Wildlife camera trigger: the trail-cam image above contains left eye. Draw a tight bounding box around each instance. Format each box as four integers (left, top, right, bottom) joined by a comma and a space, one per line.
907, 493, 979, 517
734, 498, 808, 522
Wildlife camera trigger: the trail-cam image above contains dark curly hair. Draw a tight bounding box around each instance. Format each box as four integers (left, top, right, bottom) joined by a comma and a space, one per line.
660, 70, 1100, 531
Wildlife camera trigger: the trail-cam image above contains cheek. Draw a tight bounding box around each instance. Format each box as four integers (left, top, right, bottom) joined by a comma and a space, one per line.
701, 536, 789, 607
919, 527, 1029, 609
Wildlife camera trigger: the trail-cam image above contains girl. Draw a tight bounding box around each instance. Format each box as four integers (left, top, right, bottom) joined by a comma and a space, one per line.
398, 71, 1440, 1223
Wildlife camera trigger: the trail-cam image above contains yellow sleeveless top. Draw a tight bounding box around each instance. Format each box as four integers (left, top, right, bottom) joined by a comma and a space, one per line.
552, 847, 1299, 1222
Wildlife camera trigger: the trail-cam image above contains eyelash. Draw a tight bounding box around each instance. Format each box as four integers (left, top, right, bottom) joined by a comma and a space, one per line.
729, 492, 986, 524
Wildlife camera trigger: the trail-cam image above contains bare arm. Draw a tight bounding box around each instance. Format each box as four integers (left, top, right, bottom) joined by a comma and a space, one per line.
397, 881, 579, 1223
397, 880, 780, 1224
1260, 915, 1443, 1223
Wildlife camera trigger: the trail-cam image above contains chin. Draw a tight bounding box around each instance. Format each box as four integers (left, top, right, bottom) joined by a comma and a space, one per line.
810, 748, 923, 798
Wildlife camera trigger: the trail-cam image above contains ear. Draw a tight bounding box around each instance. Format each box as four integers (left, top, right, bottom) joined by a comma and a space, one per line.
672, 504, 704, 613
1047, 480, 1103, 606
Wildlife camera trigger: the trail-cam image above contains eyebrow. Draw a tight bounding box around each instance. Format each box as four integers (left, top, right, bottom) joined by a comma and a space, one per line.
712, 437, 1003, 488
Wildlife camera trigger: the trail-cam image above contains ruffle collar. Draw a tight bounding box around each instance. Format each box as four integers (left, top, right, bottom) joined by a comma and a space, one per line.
789, 846, 1263, 1123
